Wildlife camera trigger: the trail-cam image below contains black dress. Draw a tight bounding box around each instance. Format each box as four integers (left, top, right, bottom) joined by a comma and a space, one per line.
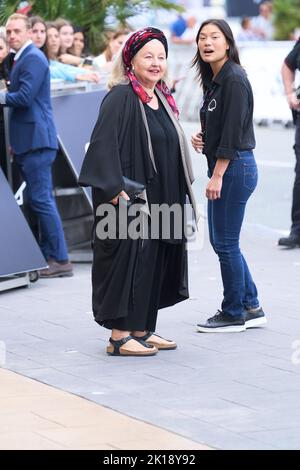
79, 85, 189, 331
144, 101, 186, 243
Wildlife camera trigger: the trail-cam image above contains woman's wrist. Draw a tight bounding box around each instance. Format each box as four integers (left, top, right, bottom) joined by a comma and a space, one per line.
212, 172, 223, 179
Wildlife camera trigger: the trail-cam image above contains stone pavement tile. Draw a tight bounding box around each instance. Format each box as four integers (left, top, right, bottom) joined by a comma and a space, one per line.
96, 393, 277, 450
76, 444, 118, 450
112, 436, 209, 451
1, 220, 299, 450
259, 359, 300, 377
5, 345, 101, 369
144, 360, 278, 386
1, 325, 51, 343
0, 369, 209, 450
0, 431, 68, 450
0, 411, 65, 433
5, 340, 60, 357
4, 352, 45, 371
89, 396, 216, 446
0, 388, 83, 415
186, 426, 280, 450
218, 387, 298, 413
35, 407, 209, 450
90, 387, 276, 448
54, 360, 204, 388
235, 372, 300, 393
243, 428, 300, 450
0, 372, 56, 399
171, 398, 265, 432
249, 409, 300, 432
10, 366, 109, 396
42, 316, 97, 330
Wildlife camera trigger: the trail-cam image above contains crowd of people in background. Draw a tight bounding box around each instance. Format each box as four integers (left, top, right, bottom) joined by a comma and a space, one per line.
170, 1, 276, 44
236, 1, 274, 42
0, 14, 131, 87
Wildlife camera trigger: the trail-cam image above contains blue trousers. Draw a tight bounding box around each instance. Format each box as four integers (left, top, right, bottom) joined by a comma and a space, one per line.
208, 150, 259, 317
15, 149, 69, 262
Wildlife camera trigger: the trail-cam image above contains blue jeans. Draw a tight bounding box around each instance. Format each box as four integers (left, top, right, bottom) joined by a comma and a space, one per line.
15, 149, 69, 262
207, 150, 259, 317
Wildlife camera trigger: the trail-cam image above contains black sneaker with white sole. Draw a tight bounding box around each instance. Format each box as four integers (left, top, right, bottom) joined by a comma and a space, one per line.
245, 307, 267, 329
197, 310, 246, 333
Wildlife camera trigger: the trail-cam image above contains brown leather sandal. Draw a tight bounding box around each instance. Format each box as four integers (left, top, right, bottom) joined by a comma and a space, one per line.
106, 335, 158, 356
132, 332, 177, 350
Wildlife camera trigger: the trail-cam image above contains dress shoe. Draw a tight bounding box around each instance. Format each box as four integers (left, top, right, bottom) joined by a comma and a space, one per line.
39, 260, 73, 278
278, 233, 300, 248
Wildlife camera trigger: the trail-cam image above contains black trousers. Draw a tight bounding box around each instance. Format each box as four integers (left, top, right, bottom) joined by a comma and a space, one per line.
291, 113, 300, 234
102, 240, 170, 332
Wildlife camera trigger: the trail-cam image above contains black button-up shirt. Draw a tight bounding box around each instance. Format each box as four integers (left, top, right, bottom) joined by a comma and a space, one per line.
285, 39, 300, 123
200, 60, 256, 165
285, 39, 300, 72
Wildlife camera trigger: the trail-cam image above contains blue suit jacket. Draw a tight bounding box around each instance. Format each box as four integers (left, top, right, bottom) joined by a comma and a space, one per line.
6, 44, 58, 155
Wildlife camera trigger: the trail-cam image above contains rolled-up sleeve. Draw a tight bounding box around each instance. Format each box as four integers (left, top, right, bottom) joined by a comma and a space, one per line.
285, 40, 300, 72
216, 80, 249, 159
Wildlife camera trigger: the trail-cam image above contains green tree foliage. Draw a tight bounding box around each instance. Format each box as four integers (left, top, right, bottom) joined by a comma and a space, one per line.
273, 0, 300, 40
0, 0, 182, 53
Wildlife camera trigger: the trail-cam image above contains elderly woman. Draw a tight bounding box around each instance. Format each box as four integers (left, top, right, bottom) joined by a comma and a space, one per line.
79, 28, 198, 356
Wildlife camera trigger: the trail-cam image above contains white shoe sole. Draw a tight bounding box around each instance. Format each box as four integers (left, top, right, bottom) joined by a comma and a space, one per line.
197, 324, 246, 333
245, 317, 267, 329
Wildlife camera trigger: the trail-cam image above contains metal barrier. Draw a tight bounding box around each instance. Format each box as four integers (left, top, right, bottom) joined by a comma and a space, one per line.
0, 168, 46, 291
51, 85, 107, 261
0, 83, 106, 287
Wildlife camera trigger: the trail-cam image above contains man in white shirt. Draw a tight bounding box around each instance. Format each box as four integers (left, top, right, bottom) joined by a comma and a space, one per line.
251, 1, 274, 40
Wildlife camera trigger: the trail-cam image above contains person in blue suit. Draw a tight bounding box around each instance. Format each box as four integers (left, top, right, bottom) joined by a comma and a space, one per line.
0, 14, 73, 277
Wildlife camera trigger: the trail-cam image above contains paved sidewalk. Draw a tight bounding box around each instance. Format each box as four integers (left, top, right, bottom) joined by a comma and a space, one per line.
1, 223, 300, 450
1, 125, 300, 450
0, 368, 208, 450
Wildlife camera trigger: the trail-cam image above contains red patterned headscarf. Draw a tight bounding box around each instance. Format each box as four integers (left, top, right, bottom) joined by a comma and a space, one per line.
122, 27, 179, 119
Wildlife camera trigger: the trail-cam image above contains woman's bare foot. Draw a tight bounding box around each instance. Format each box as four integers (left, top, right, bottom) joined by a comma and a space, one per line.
107, 334, 158, 356
131, 330, 147, 338
111, 329, 131, 341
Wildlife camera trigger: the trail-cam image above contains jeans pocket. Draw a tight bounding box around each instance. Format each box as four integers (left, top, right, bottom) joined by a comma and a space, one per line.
243, 163, 258, 191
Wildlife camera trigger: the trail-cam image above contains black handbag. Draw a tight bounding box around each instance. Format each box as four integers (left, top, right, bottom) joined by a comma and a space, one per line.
123, 176, 145, 203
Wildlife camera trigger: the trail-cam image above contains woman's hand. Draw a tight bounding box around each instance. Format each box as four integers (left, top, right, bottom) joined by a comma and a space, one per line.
191, 132, 204, 153
110, 190, 130, 205
59, 54, 82, 66
287, 91, 300, 111
76, 72, 100, 83
206, 175, 222, 200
